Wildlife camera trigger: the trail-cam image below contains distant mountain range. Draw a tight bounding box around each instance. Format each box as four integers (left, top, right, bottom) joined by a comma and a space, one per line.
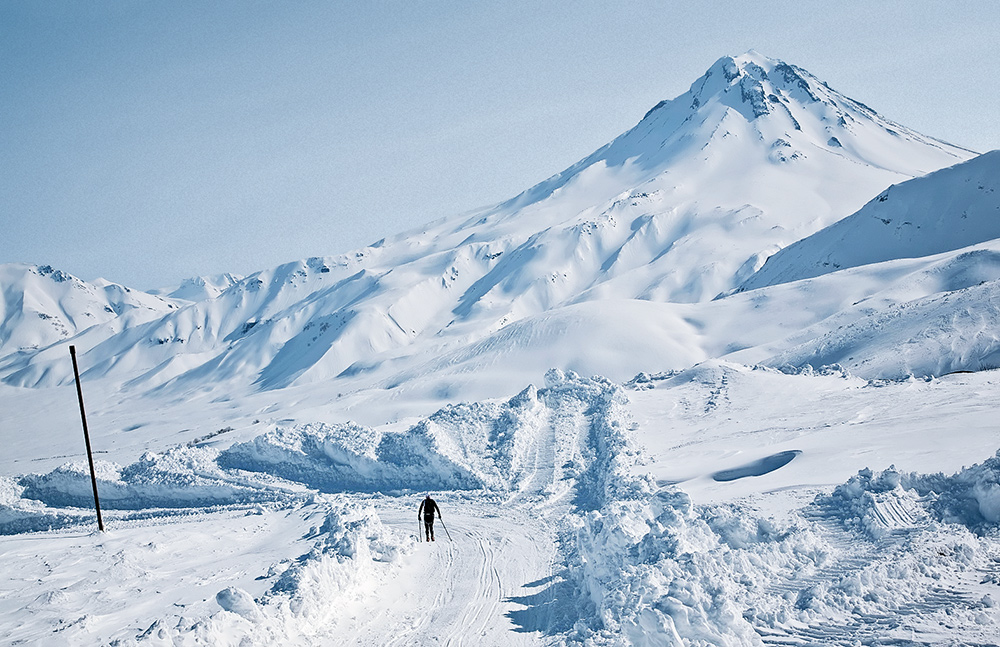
3, 52, 996, 395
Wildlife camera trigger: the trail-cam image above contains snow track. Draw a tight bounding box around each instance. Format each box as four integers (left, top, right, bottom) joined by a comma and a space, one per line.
333, 501, 557, 647
755, 497, 1000, 646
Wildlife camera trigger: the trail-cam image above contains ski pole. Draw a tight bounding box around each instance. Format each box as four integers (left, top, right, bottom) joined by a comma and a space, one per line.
418, 517, 422, 542
439, 516, 453, 541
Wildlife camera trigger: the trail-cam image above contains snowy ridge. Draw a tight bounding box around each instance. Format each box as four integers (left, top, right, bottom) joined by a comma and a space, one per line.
0, 53, 975, 393
740, 149, 1000, 291
0, 263, 179, 358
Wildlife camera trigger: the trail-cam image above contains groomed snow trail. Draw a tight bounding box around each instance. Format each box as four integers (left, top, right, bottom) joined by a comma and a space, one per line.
332, 502, 557, 647
326, 389, 589, 646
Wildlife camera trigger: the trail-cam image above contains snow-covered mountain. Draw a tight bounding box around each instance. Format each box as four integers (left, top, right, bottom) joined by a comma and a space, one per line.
147, 273, 244, 302
0, 52, 975, 393
738, 149, 1000, 291
0, 263, 180, 358
6, 52, 1000, 647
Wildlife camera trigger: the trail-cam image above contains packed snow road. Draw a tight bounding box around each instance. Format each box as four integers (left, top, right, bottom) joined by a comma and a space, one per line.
334, 500, 558, 647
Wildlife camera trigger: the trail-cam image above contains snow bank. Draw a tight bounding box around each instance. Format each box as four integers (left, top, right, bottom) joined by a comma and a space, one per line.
6, 384, 548, 533
220, 386, 544, 493
18, 446, 286, 512
547, 369, 1000, 645
562, 451, 1000, 645
135, 500, 411, 646
0, 474, 95, 534
545, 370, 767, 645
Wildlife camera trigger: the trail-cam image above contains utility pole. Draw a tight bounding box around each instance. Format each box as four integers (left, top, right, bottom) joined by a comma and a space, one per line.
69, 345, 105, 532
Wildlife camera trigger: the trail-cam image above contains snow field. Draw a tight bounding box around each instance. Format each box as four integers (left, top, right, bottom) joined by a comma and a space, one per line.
0, 500, 410, 647
4, 368, 1000, 644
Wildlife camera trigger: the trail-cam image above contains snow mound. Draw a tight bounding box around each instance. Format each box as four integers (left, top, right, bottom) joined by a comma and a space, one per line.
829, 452, 1000, 532
219, 386, 545, 493
138, 501, 410, 646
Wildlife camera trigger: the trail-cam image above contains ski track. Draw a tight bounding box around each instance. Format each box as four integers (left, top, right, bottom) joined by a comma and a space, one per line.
330, 403, 585, 646
329, 503, 555, 646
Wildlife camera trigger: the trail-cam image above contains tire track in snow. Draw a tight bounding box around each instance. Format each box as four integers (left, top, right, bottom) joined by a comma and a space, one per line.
756, 498, 1000, 646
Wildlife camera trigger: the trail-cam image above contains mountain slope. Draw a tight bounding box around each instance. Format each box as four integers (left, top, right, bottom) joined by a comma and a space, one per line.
738, 150, 1000, 292
0, 263, 180, 358
0, 52, 976, 391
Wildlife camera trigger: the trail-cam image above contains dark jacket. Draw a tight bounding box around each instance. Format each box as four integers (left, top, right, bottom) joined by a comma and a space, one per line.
418, 497, 439, 520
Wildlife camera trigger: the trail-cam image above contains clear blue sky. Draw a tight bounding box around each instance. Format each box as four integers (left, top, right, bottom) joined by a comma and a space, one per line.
2, 1, 997, 289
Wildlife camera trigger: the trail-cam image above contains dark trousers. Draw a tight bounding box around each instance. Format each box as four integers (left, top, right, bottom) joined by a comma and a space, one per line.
423, 516, 435, 540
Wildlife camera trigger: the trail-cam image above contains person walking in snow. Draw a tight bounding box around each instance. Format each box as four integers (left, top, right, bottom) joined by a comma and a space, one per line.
418, 494, 441, 542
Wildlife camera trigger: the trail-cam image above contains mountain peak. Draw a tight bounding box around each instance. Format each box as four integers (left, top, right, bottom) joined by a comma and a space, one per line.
685, 51, 832, 121
513, 52, 972, 217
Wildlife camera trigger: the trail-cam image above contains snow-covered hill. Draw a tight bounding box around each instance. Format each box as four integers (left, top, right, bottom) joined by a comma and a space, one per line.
0, 263, 179, 358
0, 52, 974, 393
739, 149, 1000, 291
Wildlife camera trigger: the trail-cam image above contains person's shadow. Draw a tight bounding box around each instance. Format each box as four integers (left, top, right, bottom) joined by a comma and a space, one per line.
505, 571, 580, 635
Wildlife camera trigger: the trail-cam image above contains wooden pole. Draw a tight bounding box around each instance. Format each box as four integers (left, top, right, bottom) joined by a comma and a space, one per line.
69, 345, 105, 532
